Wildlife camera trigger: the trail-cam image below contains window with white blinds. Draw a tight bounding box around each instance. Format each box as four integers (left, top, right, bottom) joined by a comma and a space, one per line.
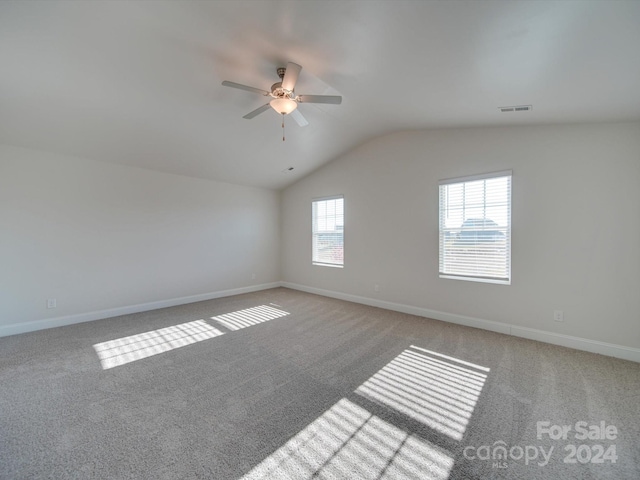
312, 196, 344, 267
439, 171, 511, 284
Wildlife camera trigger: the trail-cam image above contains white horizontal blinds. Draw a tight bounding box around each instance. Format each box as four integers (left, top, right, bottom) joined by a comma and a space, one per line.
312, 196, 344, 266
439, 172, 511, 283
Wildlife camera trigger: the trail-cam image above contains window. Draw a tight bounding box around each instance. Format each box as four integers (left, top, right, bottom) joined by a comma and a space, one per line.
439, 171, 511, 284
312, 196, 344, 267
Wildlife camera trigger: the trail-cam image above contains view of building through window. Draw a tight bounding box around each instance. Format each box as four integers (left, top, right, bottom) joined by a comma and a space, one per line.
439, 172, 511, 284
312, 196, 344, 267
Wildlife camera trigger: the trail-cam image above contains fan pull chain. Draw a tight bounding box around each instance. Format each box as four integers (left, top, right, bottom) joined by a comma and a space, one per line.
282, 113, 285, 141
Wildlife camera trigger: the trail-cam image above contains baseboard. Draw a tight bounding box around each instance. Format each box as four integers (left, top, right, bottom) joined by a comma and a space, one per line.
0, 282, 282, 338
509, 326, 640, 363
281, 282, 640, 363
6, 281, 639, 363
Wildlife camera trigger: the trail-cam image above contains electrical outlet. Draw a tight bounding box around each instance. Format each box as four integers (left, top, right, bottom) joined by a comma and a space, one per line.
251, 273, 256, 280
47, 298, 57, 309
374, 284, 380, 292
553, 310, 564, 322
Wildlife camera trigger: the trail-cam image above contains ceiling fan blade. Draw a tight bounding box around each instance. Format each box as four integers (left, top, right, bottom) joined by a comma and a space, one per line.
222, 81, 269, 96
243, 103, 271, 119
290, 109, 309, 127
297, 95, 342, 105
281, 62, 302, 91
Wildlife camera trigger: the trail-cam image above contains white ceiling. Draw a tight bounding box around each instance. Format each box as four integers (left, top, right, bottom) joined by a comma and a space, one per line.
1, 0, 639, 190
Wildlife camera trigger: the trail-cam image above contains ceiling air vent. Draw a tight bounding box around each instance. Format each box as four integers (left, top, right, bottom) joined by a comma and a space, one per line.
500, 105, 532, 113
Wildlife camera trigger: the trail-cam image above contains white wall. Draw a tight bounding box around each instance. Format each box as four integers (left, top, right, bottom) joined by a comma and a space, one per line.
0, 144, 280, 332
281, 122, 640, 350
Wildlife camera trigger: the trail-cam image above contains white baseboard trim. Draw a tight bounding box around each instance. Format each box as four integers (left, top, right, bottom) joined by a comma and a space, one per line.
509, 326, 640, 363
6, 281, 639, 363
282, 282, 640, 363
0, 282, 282, 338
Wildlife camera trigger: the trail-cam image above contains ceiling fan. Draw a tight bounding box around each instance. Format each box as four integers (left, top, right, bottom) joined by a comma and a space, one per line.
222, 62, 342, 129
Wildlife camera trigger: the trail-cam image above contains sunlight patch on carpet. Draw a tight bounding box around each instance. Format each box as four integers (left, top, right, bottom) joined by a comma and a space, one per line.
211, 304, 289, 331
355, 346, 489, 441
241, 398, 453, 480
93, 320, 224, 369
93, 304, 290, 369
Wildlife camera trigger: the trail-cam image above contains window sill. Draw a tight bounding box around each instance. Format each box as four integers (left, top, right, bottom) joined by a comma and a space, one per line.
439, 274, 510, 285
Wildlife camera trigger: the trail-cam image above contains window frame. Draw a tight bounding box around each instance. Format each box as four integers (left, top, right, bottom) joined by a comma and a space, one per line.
312, 195, 344, 268
438, 170, 512, 285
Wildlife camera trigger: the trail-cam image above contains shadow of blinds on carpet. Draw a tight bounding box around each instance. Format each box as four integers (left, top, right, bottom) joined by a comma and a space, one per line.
241, 347, 489, 479
241, 398, 454, 480
355, 346, 489, 441
92, 304, 289, 369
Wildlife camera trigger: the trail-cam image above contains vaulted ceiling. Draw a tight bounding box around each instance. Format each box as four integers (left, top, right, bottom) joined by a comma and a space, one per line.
1, 0, 639, 189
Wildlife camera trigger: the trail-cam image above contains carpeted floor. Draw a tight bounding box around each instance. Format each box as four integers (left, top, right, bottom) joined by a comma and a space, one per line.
1, 287, 638, 479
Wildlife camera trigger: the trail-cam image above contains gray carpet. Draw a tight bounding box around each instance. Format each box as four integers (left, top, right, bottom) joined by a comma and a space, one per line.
1, 287, 638, 479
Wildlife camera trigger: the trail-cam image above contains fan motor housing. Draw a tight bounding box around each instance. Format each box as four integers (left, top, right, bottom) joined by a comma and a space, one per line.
271, 82, 296, 100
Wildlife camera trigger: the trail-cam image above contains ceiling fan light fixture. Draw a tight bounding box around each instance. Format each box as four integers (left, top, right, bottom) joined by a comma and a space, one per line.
270, 97, 298, 115
222, 62, 342, 130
